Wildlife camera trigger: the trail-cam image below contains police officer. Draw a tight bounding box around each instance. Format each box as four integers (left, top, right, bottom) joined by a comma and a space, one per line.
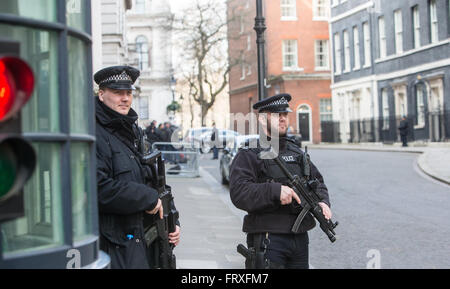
229, 93, 332, 269
95, 66, 180, 269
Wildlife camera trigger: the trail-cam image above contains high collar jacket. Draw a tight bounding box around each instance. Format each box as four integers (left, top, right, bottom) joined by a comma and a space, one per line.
95, 97, 159, 269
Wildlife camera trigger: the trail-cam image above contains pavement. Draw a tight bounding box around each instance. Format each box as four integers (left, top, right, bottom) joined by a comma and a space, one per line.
309, 142, 450, 186
167, 167, 246, 269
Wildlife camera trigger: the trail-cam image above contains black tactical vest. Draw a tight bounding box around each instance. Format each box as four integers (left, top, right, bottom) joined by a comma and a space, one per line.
243, 138, 316, 233
257, 141, 309, 185
249, 139, 310, 215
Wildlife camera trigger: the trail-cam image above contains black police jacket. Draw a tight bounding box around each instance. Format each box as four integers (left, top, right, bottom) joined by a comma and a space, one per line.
229, 137, 330, 234
96, 97, 159, 269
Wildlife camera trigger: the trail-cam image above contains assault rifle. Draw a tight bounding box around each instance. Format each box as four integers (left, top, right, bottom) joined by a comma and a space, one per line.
141, 150, 179, 269
273, 152, 338, 243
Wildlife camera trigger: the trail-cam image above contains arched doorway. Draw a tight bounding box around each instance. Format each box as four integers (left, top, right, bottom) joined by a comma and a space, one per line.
297, 104, 312, 143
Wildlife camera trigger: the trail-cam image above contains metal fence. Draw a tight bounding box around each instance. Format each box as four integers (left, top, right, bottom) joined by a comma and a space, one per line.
320, 110, 450, 144
151, 142, 200, 178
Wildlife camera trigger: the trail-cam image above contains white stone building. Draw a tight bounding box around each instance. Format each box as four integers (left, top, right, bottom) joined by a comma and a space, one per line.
126, 0, 174, 126
92, 0, 174, 126
92, 0, 132, 73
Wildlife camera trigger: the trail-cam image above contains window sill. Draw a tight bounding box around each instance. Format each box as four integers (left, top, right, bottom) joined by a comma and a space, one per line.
281, 17, 298, 21
375, 38, 450, 64
283, 67, 304, 72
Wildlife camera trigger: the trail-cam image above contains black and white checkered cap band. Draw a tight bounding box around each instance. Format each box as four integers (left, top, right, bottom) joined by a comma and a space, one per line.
99, 71, 132, 85
258, 97, 289, 110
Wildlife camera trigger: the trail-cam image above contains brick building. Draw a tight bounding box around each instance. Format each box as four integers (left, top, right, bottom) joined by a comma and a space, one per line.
227, 0, 332, 143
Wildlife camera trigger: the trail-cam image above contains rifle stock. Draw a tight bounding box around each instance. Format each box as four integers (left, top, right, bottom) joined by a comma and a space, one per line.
141, 150, 179, 269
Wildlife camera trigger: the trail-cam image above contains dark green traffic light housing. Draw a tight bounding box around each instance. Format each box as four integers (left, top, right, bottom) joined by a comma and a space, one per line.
0, 136, 36, 203
0, 54, 36, 222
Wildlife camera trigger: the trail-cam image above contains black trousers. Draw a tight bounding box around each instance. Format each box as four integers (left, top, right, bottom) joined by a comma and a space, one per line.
248, 232, 309, 269
401, 134, 408, 147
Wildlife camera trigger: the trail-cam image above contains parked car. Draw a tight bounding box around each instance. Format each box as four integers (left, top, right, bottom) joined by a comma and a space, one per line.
219, 134, 259, 185
184, 127, 213, 149
199, 129, 240, 154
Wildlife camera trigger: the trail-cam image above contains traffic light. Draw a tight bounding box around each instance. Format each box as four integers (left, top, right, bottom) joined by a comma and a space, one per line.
0, 46, 37, 223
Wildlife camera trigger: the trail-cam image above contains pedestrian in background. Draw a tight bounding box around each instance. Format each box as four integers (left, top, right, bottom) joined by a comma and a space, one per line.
211, 122, 219, 160
398, 116, 409, 147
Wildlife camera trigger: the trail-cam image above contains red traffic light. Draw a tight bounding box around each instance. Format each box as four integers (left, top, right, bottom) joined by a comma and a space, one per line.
0, 57, 34, 122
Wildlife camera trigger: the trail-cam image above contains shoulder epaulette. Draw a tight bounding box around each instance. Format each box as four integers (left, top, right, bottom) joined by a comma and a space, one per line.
286, 139, 304, 155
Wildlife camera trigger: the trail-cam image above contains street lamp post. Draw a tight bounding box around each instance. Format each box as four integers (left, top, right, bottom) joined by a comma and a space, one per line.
170, 75, 176, 102
254, 0, 267, 101
169, 75, 177, 122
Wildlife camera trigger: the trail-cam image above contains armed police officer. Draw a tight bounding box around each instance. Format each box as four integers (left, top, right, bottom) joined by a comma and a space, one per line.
95, 66, 180, 269
229, 94, 332, 269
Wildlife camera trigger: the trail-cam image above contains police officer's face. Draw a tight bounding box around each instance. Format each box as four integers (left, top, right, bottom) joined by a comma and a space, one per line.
275, 112, 289, 136
99, 88, 133, 115
259, 112, 289, 137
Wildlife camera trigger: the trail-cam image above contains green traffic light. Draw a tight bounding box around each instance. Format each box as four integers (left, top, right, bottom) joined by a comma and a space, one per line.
0, 144, 17, 200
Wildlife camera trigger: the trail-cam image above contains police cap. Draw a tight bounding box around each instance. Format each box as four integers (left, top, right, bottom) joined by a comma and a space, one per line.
253, 93, 293, 113
94, 66, 140, 90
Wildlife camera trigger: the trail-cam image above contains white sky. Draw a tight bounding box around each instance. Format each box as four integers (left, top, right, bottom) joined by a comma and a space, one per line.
169, 0, 194, 13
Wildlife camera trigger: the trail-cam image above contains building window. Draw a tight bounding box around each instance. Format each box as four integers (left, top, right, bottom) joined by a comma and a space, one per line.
363, 22, 371, 67
315, 40, 329, 70
282, 39, 298, 70
334, 33, 341, 74
378, 16, 387, 58
448, 0, 450, 36
0, 0, 57, 22
415, 84, 425, 127
0, 0, 98, 266
68, 36, 89, 134
429, 0, 438, 43
136, 35, 149, 71
246, 63, 252, 75
2, 143, 64, 254
281, 0, 297, 20
320, 98, 333, 121
70, 142, 92, 241
240, 57, 246, 80
412, 5, 421, 49
313, 0, 329, 20
353, 26, 360, 70
135, 0, 146, 13
67, 0, 88, 32
139, 96, 149, 119
343, 30, 350, 72
382, 89, 390, 130
394, 9, 403, 53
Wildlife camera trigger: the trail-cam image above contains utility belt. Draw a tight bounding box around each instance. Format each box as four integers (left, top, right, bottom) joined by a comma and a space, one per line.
237, 233, 271, 269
